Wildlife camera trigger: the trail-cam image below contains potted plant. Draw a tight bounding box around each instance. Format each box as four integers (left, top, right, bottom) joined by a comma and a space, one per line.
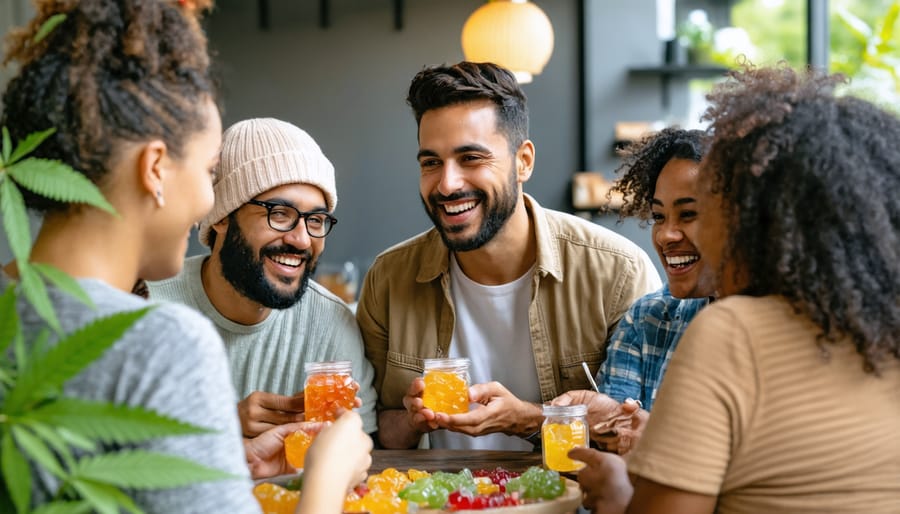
678, 9, 715, 64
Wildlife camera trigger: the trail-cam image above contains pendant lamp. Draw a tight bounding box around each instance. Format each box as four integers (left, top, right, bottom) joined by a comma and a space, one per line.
461, 0, 555, 84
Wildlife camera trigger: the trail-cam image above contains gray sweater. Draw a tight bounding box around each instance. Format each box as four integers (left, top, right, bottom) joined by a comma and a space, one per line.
4, 274, 259, 513
148, 255, 377, 434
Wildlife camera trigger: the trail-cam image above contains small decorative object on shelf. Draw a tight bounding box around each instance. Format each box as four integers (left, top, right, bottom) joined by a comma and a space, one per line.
572, 172, 625, 212
678, 9, 714, 64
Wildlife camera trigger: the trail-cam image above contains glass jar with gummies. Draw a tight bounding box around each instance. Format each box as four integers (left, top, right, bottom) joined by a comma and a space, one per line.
304, 360, 356, 422
421, 357, 470, 414
541, 404, 588, 472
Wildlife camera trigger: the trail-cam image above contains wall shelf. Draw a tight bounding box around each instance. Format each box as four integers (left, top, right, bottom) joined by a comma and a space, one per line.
628, 64, 729, 109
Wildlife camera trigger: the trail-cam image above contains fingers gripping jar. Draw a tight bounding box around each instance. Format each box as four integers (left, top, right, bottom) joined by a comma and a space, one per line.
542, 404, 588, 472
421, 357, 470, 415
304, 361, 356, 422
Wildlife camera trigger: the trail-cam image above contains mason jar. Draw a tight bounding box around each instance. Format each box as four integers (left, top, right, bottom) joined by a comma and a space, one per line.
541, 404, 588, 472
304, 360, 355, 422
421, 357, 470, 415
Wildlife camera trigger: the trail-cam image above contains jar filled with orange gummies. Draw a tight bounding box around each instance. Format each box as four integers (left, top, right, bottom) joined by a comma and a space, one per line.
304, 361, 356, 422
421, 357, 470, 415
541, 404, 588, 472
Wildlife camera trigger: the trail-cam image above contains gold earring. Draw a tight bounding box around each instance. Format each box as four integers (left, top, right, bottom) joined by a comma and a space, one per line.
155, 189, 165, 208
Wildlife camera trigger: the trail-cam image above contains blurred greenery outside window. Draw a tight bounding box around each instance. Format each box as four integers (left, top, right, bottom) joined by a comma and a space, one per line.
728, 0, 898, 112
681, 0, 898, 126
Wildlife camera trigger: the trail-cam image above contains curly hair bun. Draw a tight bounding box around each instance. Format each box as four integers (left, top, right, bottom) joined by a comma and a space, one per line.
1, 0, 217, 213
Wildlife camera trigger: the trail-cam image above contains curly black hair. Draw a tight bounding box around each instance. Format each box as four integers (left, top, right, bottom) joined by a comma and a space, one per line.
407, 61, 528, 151
611, 127, 707, 223
1, 0, 217, 213
701, 63, 900, 373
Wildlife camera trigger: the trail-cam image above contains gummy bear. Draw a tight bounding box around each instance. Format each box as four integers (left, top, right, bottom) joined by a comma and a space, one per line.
284, 429, 314, 469
253, 482, 299, 514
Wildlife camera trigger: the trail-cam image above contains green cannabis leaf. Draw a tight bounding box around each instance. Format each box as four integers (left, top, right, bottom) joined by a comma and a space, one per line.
30, 501, 93, 514
0, 285, 18, 354
68, 480, 139, 514
2, 127, 12, 164
5, 308, 151, 414
6, 159, 116, 215
30, 264, 94, 309
70, 451, 236, 489
33, 14, 67, 44
28, 399, 213, 445
0, 177, 32, 264
5, 128, 55, 167
2, 429, 32, 513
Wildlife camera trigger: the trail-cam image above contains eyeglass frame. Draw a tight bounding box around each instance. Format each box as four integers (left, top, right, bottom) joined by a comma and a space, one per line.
245, 199, 337, 238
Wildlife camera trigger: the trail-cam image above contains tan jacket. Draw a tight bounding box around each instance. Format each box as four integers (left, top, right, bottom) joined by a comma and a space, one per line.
357, 195, 661, 411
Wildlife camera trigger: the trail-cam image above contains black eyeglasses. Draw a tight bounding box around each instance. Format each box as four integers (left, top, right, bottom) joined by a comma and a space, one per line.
245, 199, 337, 238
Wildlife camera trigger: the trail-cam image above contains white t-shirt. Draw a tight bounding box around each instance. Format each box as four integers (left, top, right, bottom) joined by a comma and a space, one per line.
429, 255, 540, 451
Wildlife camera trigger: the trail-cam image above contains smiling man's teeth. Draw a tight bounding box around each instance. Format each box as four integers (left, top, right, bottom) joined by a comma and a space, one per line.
666, 255, 699, 267
271, 255, 302, 267
444, 200, 476, 214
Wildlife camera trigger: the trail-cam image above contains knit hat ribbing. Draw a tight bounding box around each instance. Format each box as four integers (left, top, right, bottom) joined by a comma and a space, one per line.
198, 118, 337, 246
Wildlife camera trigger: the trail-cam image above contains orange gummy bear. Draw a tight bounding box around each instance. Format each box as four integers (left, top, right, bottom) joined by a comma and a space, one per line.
284, 429, 314, 469
253, 483, 299, 514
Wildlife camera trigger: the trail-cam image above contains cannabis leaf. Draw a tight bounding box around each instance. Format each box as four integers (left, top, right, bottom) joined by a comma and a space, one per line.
0, 285, 17, 354
5, 128, 55, 166
1, 429, 32, 514
5, 308, 152, 414
28, 399, 213, 445
31, 264, 93, 309
6, 159, 115, 215
0, 176, 31, 264
71, 451, 236, 489
33, 14, 67, 44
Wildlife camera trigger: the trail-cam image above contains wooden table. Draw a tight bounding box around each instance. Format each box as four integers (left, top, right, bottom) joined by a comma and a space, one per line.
370, 449, 543, 474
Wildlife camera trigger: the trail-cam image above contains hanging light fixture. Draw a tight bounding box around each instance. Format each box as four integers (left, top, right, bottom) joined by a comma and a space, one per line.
461, 0, 554, 84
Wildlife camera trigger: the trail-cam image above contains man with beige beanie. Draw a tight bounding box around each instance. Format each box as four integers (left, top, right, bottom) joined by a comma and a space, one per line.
149, 118, 377, 437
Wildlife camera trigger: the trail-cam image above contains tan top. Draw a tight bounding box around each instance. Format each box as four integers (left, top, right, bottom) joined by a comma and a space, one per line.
628, 295, 900, 513
357, 194, 661, 411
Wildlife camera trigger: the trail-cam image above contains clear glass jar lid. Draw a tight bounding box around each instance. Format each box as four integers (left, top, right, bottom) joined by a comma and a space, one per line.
304, 360, 352, 374
542, 404, 587, 417
423, 357, 470, 371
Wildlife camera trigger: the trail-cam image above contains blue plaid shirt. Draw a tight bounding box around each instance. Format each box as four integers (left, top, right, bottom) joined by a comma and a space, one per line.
598, 285, 710, 411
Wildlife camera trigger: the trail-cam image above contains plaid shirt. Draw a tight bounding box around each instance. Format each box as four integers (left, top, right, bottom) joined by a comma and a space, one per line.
598, 285, 710, 410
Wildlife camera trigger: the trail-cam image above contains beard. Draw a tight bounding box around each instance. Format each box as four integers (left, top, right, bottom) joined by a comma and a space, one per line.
218, 215, 316, 309
422, 165, 519, 252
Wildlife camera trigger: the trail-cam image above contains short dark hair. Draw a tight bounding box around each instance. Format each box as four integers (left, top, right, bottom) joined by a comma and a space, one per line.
2, 0, 218, 213
406, 61, 529, 151
612, 127, 707, 223
702, 63, 900, 373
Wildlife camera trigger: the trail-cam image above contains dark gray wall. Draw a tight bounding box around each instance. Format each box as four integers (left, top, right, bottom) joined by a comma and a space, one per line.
1, 0, 695, 277
201, 0, 584, 272
201, 0, 681, 277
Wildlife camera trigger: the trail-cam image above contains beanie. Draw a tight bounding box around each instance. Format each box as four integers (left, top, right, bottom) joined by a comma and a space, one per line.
198, 118, 337, 246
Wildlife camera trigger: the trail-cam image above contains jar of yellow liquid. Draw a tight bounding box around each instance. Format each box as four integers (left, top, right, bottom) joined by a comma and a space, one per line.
541, 404, 588, 472
304, 360, 356, 422
421, 357, 470, 414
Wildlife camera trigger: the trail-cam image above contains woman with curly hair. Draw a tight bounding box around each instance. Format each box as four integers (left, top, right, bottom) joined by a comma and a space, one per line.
1, 1, 369, 512
553, 128, 715, 454
573, 64, 900, 514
